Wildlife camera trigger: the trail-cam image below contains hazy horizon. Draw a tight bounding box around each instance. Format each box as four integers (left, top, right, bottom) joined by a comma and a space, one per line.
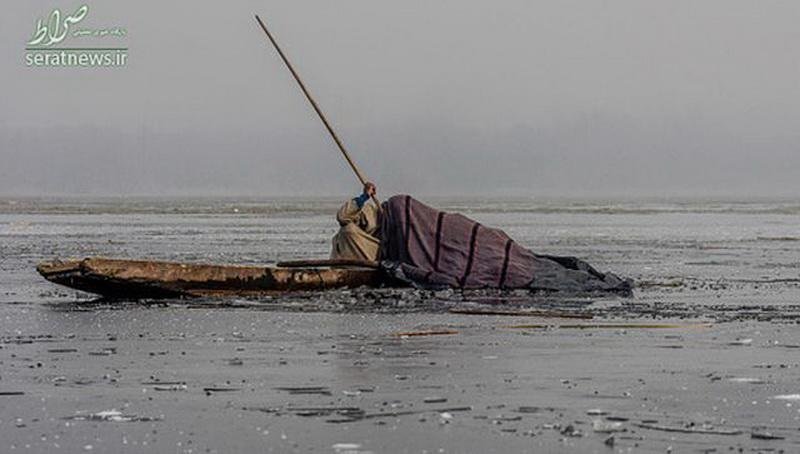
2, 1, 800, 198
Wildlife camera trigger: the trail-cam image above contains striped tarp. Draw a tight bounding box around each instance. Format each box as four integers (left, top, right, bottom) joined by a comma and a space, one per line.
379, 195, 632, 294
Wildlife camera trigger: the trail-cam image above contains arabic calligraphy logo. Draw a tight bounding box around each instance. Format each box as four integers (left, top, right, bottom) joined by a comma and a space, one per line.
28, 4, 88, 47
25, 4, 127, 68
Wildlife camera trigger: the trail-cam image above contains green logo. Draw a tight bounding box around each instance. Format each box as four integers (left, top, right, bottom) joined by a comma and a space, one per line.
25, 4, 128, 68
27, 5, 89, 47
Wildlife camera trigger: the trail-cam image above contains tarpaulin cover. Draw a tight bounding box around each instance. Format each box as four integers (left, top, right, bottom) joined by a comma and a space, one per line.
379, 195, 632, 295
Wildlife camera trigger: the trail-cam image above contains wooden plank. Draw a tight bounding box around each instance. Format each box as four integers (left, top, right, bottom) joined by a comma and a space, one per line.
449, 308, 593, 319
277, 258, 379, 269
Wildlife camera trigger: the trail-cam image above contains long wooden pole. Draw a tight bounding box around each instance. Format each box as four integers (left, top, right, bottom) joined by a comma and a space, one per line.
254, 14, 379, 206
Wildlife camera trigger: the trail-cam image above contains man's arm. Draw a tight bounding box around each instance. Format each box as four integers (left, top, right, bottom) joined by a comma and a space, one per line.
353, 192, 370, 208
337, 182, 377, 225
353, 182, 377, 208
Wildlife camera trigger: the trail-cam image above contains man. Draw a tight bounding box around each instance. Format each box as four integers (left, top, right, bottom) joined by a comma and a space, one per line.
329, 189, 631, 294
330, 182, 380, 262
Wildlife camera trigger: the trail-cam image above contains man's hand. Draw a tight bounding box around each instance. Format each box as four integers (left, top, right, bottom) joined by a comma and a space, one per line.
363, 182, 377, 198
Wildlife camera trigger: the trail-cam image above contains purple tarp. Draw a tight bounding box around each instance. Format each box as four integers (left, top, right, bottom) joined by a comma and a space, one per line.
379, 195, 632, 294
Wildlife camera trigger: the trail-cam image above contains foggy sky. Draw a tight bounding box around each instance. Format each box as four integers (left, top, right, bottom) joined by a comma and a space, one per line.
1, 0, 799, 197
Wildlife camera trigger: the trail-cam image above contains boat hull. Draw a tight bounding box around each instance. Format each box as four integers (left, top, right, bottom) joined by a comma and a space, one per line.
37, 257, 385, 299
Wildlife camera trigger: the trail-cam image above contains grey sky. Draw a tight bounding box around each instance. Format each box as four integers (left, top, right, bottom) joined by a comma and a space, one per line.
1, 1, 799, 197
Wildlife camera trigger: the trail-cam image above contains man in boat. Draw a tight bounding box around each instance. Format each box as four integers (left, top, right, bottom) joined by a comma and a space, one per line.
330, 182, 380, 262
330, 188, 632, 294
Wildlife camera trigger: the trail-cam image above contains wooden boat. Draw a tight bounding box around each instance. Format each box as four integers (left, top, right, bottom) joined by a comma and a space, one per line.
36, 257, 385, 299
